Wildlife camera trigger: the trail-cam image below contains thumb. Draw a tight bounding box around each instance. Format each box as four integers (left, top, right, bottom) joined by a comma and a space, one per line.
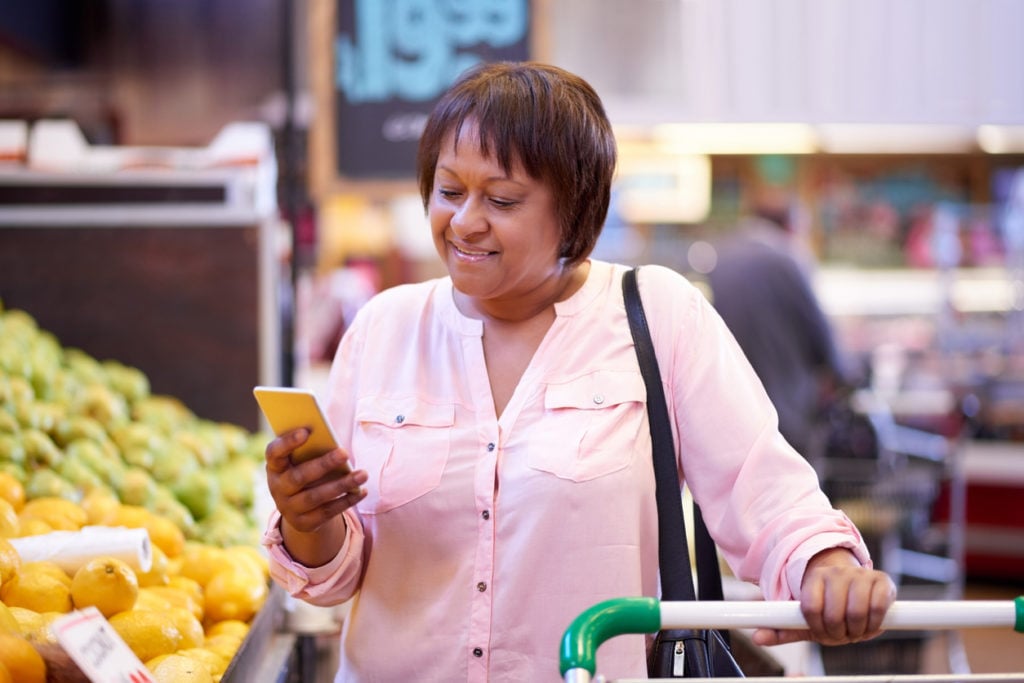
265, 428, 309, 474
752, 628, 809, 647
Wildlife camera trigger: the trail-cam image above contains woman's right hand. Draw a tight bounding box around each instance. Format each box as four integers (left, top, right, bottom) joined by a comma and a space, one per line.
265, 428, 368, 565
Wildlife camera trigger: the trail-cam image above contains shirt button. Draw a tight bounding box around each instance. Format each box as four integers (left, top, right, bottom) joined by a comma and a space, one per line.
481, 510, 490, 520
477, 581, 487, 592
395, 414, 405, 424
473, 647, 483, 657
593, 394, 605, 405
486, 442, 495, 452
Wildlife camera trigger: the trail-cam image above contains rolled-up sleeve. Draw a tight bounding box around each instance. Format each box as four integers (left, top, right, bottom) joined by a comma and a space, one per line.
262, 507, 365, 606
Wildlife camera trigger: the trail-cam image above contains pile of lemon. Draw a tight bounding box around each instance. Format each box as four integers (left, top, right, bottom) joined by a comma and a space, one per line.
0, 481, 269, 683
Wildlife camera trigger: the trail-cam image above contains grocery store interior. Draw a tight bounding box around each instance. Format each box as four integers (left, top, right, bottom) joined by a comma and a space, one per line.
1, 0, 1023, 681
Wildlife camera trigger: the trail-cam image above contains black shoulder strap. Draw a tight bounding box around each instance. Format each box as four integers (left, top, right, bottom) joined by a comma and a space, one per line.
623, 266, 725, 602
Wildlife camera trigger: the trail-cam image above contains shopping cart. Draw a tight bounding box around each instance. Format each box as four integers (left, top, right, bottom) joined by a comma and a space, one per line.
559, 597, 1024, 683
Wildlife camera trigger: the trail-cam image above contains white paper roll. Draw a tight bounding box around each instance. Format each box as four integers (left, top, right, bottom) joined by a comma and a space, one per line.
9, 526, 152, 575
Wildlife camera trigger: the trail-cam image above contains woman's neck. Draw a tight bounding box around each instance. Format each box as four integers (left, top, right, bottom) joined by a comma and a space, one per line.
455, 260, 590, 325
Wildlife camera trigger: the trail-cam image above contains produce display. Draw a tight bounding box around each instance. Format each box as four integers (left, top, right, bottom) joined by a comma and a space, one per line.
0, 302, 274, 683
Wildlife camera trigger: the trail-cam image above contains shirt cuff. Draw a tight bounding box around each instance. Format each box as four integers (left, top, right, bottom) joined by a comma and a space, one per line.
784, 532, 874, 599
262, 509, 352, 596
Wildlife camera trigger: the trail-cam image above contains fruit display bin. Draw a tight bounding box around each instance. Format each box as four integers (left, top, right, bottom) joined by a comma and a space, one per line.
220, 583, 300, 682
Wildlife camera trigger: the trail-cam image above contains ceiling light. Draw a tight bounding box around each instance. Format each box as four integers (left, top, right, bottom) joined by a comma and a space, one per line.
652, 123, 818, 155
817, 125, 976, 154
977, 125, 1024, 154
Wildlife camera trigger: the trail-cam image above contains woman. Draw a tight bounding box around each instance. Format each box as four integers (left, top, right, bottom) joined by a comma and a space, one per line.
263, 61, 894, 682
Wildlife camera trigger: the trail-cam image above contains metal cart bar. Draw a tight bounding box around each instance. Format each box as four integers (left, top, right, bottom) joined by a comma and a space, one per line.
560, 597, 1024, 683
605, 675, 1024, 683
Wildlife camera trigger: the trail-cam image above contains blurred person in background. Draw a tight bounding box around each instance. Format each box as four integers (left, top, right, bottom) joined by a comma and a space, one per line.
707, 191, 851, 459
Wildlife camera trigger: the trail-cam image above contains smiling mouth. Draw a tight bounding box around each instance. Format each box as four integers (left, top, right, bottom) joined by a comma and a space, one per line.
451, 242, 496, 257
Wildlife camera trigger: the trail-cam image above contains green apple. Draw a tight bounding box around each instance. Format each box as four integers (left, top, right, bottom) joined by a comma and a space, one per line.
172, 469, 221, 521
149, 442, 199, 483
53, 415, 108, 448
102, 360, 151, 404
25, 468, 80, 502
0, 434, 26, 466
71, 383, 129, 429
117, 467, 158, 507
21, 428, 63, 468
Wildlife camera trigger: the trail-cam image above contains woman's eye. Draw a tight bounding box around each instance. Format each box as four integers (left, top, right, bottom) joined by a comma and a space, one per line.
438, 188, 461, 199
490, 198, 516, 208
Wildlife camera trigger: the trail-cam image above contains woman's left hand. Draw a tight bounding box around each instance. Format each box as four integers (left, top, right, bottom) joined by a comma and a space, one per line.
752, 547, 896, 647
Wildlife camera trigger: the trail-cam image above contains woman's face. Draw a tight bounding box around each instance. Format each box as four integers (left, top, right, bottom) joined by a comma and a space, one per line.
429, 121, 565, 312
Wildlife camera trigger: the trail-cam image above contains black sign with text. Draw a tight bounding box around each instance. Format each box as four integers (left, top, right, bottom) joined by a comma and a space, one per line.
334, 0, 531, 179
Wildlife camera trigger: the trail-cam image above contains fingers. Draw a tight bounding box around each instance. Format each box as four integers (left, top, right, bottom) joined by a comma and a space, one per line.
263, 429, 369, 532
285, 477, 369, 533
800, 564, 896, 646
752, 627, 810, 647
866, 571, 898, 636
265, 429, 355, 493
265, 428, 309, 475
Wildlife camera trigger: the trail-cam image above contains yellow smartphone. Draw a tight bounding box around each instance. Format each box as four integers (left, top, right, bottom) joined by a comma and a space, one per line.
253, 386, 346, 466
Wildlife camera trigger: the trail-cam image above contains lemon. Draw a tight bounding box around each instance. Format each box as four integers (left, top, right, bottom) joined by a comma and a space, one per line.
178, 540, 232, 589
145, 653, 172, 671
179, 543, 230, 588
100, 503, 149, 528
0, 499, 18, 538
136, 544, 170, 587
205, 619, 249, 641
20, 561, 71, 587
0, 631, 46, 683
166, 607, 205, 650
167, 576, 204, 610
19, 497, 87, 531
144, 515, 185, 559
202, 568, 267, 624
0, 538, 20, 585
151, 653, 213, 683
225, 545, 269, 581
133, 588, 174, 612
0, 474, 24, 514
0, 601, 19, 633
0, 571, 72, 614
70, 556, 139, 617
25, 611, 61, 645
14, 517, 49, 537
176, 648, 228, 677
166, 554, 184, 577
203, 632, 243, 662
6, 606, 43, 636
109, 610, 182, 662
80, 489, 121, 526
144, 585, 202, 621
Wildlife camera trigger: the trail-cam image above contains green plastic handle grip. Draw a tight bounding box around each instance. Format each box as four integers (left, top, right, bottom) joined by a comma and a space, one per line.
559, 597, 662, 677
1016, 596, 1023, 633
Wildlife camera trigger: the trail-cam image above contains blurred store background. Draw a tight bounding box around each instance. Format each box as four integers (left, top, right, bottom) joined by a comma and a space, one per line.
1, 0, 1022, 678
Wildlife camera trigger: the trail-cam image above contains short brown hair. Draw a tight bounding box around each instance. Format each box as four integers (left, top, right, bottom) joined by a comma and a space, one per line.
417, 62, 617, 266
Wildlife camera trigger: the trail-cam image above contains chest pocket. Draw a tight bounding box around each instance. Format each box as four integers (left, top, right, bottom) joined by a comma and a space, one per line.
352, 397, 455, 513
527, 371, 647, 482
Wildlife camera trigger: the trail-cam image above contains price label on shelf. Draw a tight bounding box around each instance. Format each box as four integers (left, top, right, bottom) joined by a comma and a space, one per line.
52, 608, 156, 683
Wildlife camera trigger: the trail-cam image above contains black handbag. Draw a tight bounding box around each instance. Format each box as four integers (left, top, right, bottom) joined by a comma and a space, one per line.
623, 267, 745, 679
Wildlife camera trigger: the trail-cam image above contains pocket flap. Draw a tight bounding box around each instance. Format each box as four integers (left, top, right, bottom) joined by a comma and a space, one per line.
544, 371, 646, 410
355, 397, 455, 428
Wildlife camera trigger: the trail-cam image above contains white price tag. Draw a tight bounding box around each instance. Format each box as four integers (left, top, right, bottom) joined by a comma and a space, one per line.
52, 608, 156, 683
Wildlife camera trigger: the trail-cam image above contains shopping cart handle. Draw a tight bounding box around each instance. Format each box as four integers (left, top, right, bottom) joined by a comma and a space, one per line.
559, 596, 1024, 681
559, 597, 660, 678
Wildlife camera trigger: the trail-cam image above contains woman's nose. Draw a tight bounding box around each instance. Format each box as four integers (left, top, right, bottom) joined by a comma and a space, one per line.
450, 197, 486, 238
